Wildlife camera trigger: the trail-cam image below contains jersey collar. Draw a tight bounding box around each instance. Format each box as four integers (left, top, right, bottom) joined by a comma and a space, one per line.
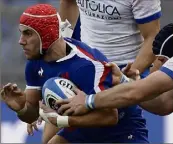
56, 40, 78, 63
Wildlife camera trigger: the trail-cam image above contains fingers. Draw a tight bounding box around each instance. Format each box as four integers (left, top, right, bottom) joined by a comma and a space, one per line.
39, 100, 43, 108
105, 62, 116, 67
58, 104, 71, 115
1, 83, 20, 98
55, 99, 70, 106
27, 124, 34, 136
105, 62, 120, 71
121, 63, 140, 80
3, 83, 13, 95
39, 101, 55, 113
27, 121, 39, 136
39, 101, 47, 109
3, 83, 17, 92
0, 89, 5, 101
135, 70, 140, 80
37, 116, 43, 125
62, 108, 74, 116
72, 87, 81, 95
73, 88, 86, 98
33, 122, 39, 131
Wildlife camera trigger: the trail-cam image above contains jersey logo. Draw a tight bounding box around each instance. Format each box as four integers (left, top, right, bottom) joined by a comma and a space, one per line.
128, 134, 134, 140
38, 67, 44, 77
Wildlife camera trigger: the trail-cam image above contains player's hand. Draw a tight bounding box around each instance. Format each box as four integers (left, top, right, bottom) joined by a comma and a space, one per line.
39, 101, 56, 125
56, 88, 90, 116
122, 63, 140, 80
27, 121, 38, 136
39, 101, 69, 128
0, 83, 26, 112
105, 62, 123, 85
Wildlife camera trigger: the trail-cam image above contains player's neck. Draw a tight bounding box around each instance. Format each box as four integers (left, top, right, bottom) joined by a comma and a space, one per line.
43, 38, 66, 62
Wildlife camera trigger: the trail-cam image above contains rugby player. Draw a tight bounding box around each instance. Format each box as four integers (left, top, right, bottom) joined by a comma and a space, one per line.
1, 4, 149, 143
59, 0, 161, 74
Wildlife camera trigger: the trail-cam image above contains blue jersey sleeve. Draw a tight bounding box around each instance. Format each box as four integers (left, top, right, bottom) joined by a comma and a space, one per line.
25, 61, 41, 90
70, 64, 112, 95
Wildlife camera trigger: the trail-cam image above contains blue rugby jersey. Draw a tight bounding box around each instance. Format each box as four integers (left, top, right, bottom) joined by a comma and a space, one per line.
25, 38, 148, 143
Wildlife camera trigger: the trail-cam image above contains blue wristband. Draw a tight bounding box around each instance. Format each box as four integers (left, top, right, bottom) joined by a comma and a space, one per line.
85, 94, 96, 110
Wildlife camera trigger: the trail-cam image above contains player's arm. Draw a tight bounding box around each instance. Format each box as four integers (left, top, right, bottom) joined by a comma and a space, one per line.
59, 0, 79, 29
132, 20, 160, 73
94, 70, 173, 109
39, 101, 118, 128
18, 61, 42, 124
68, 108, 118, 127
1, 84, 41, 124
17, 89, 42, 124
140, 89, 173, 116
131, 0, 161, 73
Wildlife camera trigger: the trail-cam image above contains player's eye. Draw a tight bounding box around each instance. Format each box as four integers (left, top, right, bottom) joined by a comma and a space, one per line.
23, 30, 32, 36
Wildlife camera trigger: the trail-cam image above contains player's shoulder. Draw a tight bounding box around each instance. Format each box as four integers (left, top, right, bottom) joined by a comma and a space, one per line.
132, 0, 161, 4
25, 60, 42, 73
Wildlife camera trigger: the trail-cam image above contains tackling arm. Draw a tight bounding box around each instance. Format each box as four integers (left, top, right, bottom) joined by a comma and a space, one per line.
94, 71, 173, 109
140, 89, 173, 116
131, 19, 160, 73
131, 0, 161, 73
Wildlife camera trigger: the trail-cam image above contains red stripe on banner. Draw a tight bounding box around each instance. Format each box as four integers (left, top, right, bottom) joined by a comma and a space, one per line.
77, 46, 111, 91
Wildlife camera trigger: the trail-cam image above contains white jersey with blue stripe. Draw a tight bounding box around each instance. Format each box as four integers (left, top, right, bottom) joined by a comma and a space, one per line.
77, 0, 161, 65
160, 57, 173, 79
25, 38, 148, 141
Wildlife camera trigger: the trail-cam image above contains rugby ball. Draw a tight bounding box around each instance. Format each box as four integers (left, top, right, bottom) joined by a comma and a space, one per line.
42, 77, 76, 110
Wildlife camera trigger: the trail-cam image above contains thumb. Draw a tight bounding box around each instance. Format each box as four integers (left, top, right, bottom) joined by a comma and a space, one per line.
106, 62, 120, 74
39, 101, 44, 109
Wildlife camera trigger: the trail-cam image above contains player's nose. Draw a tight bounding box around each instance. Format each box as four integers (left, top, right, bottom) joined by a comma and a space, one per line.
18, 35, 27, 45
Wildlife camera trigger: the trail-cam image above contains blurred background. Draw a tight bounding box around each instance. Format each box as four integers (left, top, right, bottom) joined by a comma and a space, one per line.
1, 0, 173, 143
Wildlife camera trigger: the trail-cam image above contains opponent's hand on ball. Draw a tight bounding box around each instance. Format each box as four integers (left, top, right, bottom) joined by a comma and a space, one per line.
0, 83, 26, 112
56, 88, 90, 116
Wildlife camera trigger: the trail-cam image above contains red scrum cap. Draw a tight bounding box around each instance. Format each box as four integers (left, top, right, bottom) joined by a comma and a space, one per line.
20, 4, 61, 54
